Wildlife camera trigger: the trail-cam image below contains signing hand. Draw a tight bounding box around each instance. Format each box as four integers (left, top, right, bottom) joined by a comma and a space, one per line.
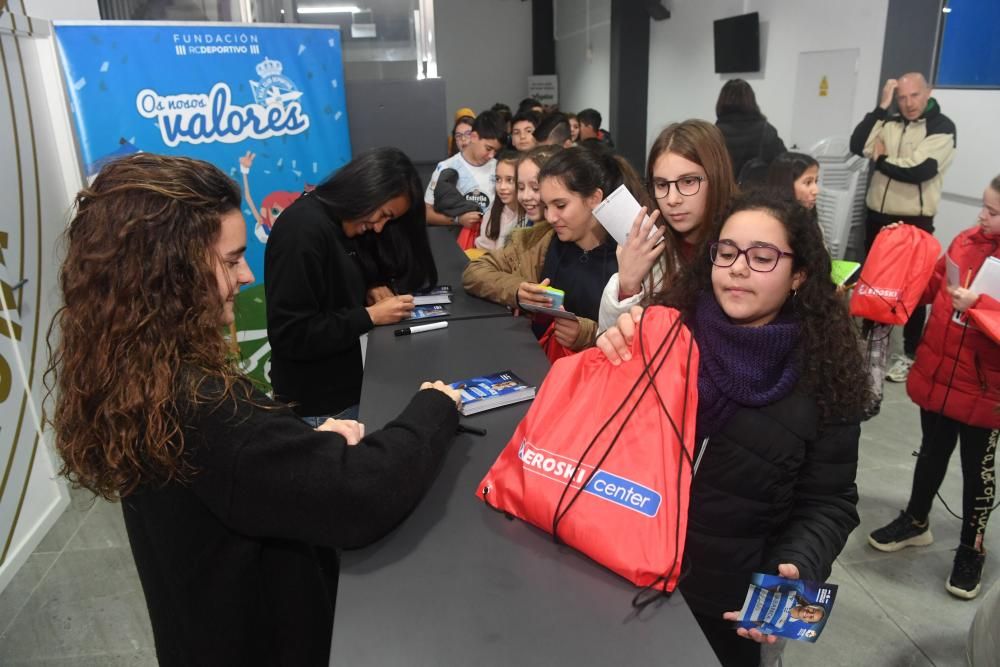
315, 418, 364, 445
721, 564, 800, 644
948, 286, 979, 313
420, 380, 463, 407
366, 285, 395, 306
879, 78, 898, 110
552, 316, 581, 348
595, 306, 643, 365
366, 294, 415, 325
617, 207, 666, 299
517, 277, 553, 309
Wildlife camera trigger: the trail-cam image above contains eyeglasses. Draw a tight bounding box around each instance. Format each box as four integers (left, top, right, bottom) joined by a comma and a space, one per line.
651, 175, 705, 199
454, 130, 472, 139
709, 240, 794, 273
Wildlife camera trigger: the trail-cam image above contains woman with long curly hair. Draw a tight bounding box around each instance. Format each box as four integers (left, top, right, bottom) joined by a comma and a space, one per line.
598, 189, 868, 667
47, 153, 461, 666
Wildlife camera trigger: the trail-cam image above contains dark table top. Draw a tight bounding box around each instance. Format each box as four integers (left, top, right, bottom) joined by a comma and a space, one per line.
331, 228, 717, 666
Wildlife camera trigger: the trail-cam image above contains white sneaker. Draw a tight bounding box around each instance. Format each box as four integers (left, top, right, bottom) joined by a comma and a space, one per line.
885, 354, 914, 383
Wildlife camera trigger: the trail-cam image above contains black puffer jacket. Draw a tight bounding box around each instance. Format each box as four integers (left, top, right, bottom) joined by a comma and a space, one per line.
679, 390, 860, 617
715, 111, 786, 180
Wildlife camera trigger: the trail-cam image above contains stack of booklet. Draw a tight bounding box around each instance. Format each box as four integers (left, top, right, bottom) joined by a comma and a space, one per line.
412, 285, 453, 306
405, 286, 452, 320
449, 370, 536, 416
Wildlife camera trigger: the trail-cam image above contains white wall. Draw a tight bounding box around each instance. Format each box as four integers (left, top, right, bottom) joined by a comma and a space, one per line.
930, 88, 1000, 245
434, 0, 533, 123
0, 0, 98, 594
22, 0, 99, 20
932, 89, 1000, 202
554, 0, 611, 127
645, 0, 889, 151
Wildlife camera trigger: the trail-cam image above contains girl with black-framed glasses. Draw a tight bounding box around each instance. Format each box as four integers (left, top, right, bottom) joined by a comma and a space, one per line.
598, 119, 736, 332
598, 190, 869, 667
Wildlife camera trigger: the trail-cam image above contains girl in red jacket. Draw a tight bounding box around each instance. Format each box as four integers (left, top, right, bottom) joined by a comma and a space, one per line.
869, 174, 1000, 600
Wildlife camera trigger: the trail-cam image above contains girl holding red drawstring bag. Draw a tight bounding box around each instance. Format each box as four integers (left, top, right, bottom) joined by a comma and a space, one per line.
867, 175, 1000, 602
599, 191, 869, 667
463, 145, 653, 360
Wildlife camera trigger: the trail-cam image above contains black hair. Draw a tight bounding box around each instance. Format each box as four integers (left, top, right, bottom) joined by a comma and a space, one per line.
577, 108, 602, 129
313, 147, 437, 292
663, 188, 870, 422
490, 102, 512, 124
518, 97, 543, 112
535, 112, 571, 145
716, 79, 763, 118
537, 144, 651, 210
512, 109, 540, 129
767, 152, 820, 194
472, 110, 508, 144
484, 149, 521, 242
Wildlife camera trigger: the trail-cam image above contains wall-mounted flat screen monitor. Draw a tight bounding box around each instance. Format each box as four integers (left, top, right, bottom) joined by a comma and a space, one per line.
713, 12, 760, 73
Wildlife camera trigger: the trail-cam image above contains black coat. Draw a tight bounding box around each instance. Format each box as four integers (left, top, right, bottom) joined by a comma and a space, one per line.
715, 112, 787, 180
265, 194, 373, 417
680, 391, 860, 617
122, 385, 459, 667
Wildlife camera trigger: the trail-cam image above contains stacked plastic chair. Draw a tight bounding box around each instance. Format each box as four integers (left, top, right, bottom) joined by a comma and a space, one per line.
809, 136, 869, 261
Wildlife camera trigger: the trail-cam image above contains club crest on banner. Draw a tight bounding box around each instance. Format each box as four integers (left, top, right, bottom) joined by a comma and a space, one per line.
249, 57, 302, 108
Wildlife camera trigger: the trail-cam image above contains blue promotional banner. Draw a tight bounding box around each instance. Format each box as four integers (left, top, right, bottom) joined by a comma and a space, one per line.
53, 21, 352, 386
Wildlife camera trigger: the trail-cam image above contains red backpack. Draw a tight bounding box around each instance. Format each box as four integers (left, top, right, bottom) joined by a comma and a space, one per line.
850, 225, 941, 324
477, 307, 698, 595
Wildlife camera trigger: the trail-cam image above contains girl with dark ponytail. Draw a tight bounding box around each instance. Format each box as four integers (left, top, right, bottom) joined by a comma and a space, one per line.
463, 144, 652, 351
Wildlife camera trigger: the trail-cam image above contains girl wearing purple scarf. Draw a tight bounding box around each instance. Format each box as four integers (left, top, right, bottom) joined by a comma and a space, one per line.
599, 190, 869, 667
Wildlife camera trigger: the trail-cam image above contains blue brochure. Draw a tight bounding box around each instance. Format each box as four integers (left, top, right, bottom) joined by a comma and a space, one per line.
736, 573, 837, 642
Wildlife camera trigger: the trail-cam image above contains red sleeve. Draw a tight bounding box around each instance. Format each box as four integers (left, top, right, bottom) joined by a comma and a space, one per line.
920, 254, 947, 306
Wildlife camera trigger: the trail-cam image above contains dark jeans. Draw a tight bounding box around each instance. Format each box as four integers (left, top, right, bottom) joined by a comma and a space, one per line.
692, 612, 761, 667
907, 409, 998, 549
864, 211, 934, 357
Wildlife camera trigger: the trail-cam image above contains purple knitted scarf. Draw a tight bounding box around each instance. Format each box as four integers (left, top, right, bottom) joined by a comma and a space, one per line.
691, 292, 801, 442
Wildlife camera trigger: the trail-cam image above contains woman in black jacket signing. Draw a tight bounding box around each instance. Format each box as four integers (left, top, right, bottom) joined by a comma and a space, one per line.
265, 147, 438, 422
598, 190, 869, 667
48, 154, 461, 666
715, 79, 787, 184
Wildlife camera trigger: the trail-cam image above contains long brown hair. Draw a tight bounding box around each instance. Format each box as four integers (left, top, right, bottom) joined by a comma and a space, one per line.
646, 120, 735, 250
47, 153, 251, 499
484, 149, 522, 241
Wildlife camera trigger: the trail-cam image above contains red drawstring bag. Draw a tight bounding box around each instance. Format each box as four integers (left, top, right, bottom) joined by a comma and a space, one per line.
537, 320, 574, 363
477, 306, 699, 596
850, 225, 941, 324
456, 221, 480, 250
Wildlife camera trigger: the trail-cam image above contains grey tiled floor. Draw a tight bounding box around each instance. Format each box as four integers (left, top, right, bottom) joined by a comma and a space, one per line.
0, 383, 994, 665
